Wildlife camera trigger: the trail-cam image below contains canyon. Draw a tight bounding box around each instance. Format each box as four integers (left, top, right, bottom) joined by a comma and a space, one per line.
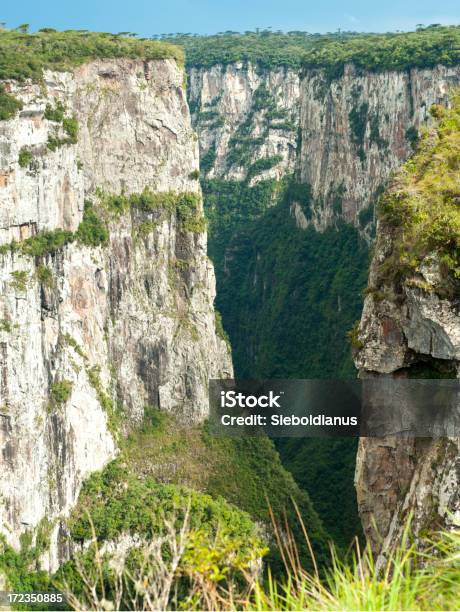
0, 29, 459, 583
189, 62, 460, 228
188, 57, 460, 555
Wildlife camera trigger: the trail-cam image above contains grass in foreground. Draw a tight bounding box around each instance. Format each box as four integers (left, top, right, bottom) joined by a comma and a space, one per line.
249, 518, 460, 611
56, 508, 460, 611
2, 490, 459, 610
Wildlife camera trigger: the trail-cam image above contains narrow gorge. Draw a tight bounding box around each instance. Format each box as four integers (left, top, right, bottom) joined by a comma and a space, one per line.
181, 33, 460, 550
0, 27, 459, 601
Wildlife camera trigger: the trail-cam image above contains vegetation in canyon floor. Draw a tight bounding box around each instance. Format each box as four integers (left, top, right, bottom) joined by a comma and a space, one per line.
203, 174, 368, 550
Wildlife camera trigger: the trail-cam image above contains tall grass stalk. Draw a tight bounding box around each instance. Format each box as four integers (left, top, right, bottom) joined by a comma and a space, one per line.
247, 506, 459, 611
59, 500, 460, 611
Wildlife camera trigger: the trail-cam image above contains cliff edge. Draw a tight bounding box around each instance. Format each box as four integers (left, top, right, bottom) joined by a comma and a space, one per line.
354, 94, 460, 560
0, 34, 231, 569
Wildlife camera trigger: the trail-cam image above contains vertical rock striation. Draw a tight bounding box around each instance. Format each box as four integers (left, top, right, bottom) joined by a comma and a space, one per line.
188, 63, 300, 182
299, 65, 460, 228
190, 62, 460, 230
0, 57, 231, 569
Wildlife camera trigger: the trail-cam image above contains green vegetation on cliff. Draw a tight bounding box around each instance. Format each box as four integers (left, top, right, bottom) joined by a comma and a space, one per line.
376, 93, 460, 297
167, 25, 460, 74
194, 82, 294, 176
68, 460, 259, 545
0, 521, 53, 609
18, 146, 33, 167
75, 201, 109, 247
0, 27, 183, 81
0, 408, 329, 604
0, 189, 204, 259
56, 460, 266, 611
0, 83, 22, 120
100, 188, 206, 233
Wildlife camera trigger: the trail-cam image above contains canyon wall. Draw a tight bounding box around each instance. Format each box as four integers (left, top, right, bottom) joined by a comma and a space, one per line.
189, 63, 300, 182
189, 62, 460, 230
0, 57, 231, 570
354, 236, 460, 560
353, 107, 460, 560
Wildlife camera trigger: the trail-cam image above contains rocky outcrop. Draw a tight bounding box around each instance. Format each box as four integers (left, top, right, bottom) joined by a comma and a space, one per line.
190, 62, 460, 230
354, 193, 460, 559
0, 58, 231, 570
355, 268, 460, 561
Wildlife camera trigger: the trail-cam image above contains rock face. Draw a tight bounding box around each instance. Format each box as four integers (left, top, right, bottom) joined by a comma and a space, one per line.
354, 228, 460, 561
188, 63, 300, 182
298, 65, 460, 228
0, 58, 231, 570
189, 63, 460, 230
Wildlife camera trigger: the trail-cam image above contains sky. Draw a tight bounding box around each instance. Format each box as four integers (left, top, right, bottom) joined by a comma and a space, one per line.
1, 0, 460, 36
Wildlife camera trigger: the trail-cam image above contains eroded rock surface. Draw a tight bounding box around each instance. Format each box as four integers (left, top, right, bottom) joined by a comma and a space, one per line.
354, 219, 460, 561
0, 58, 231, 569
190, 63, 460, 230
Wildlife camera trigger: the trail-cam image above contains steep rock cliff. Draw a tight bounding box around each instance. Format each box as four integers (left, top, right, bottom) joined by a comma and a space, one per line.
0, 57, 231, 569
188, 63, 300, 183
299, 65, 460, 228
354, 96, 460, 560
189, 62, 460, 230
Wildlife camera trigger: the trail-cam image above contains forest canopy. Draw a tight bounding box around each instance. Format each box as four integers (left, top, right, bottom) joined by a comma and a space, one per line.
1, 25, 459, 82
164, 25, 460, 74
0, 27, 183, 81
